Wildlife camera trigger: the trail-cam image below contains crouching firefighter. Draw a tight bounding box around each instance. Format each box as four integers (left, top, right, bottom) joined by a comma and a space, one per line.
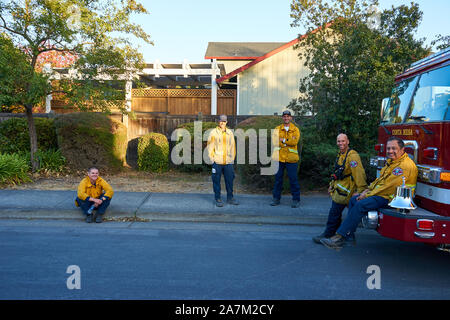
313, 133, 368, 245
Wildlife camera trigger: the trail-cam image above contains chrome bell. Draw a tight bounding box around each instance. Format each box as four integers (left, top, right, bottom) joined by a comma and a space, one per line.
388, 177, 417, 212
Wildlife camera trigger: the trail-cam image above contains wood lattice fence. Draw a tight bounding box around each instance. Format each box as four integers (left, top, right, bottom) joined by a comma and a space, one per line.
50, 88, 236, 115
131, 88, 236, 115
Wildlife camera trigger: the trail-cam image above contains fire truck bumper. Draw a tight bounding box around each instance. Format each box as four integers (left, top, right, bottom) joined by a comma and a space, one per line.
365, 207, 450, 244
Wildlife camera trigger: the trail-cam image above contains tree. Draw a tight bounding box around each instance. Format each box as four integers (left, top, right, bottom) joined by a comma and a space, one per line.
431, 34, 450, 51
0, 34, 49, 112
289, 0, 430, 151
0, 0, 152, 171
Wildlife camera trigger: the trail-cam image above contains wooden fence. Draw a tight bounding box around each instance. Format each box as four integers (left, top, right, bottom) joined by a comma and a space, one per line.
131, 88, 236, 115
50, 88, 237, 115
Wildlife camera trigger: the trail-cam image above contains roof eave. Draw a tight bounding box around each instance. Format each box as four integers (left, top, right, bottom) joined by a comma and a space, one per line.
216, 38, 299, 83
216, 22, 332, 84
204, 56, 259, 60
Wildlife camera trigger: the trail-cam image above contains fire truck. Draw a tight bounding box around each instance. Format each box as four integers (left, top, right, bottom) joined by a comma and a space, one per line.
365, 47, 450, 252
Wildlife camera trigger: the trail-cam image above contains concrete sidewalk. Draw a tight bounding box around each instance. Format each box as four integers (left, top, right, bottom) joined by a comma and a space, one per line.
0, 190, 333, 226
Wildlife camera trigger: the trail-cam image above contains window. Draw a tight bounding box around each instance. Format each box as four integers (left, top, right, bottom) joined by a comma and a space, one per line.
382, 76, 418, 124
406, 64, 450, 122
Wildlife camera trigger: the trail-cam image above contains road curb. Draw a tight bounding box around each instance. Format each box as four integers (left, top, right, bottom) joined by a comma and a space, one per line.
0, 209, 327, 226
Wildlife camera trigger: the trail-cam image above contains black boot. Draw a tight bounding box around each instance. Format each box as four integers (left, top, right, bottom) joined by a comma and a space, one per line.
320, 234, 346, 251
312, 232, 331, 244
95, 214, 103, 223
291, 200, 300, 208
270, 198, 280, 206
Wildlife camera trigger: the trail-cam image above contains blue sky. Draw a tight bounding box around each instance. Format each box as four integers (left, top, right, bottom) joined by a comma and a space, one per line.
132, 0, 449, 63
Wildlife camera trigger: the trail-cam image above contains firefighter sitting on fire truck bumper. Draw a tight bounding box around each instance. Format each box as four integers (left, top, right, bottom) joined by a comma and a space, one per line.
321, 136, 418, 250
313, 133, 368, 245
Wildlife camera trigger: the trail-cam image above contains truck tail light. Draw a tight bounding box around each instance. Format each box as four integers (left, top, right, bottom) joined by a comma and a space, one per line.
440, 172, 450, 182
417, 219, 434, 231
423, 147, 438, 160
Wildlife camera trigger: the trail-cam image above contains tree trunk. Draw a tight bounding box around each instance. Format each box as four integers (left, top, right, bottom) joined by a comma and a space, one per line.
25, 105, 39, 172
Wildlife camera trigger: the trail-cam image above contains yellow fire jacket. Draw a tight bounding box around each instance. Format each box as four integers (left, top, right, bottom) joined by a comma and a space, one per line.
207, 127, 236, 165
76, 176, 114, 203
366, 152, 418, 200
330, 149, 368, 204
271, 123, 300, 163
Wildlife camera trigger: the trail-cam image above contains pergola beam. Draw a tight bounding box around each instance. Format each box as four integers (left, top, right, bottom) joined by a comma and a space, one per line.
140, 68, 220, 76
211, 59, 218, 115
45, 60, 223, 115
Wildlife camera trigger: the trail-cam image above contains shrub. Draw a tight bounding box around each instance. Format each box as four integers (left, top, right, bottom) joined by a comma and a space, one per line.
19, 149, 66, 173
172, 121, 217, 172
0, 117, 58, 154
299, 119, 378, 191
299, 139, 337, 190
236, 116, 378, 192
137, 133, 169, 172
358, 150, 378, 184
36, 149, 66, 173
54, 112, 127, 172
0, 153, 31, 185
236, 116, 301, 191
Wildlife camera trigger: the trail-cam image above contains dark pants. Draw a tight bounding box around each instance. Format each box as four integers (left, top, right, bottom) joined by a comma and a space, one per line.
324, 200, 347, 237
75, 196, 111, 215
272, 161, 300, 201
212, 163, 235, 200
337, 195, 389, 239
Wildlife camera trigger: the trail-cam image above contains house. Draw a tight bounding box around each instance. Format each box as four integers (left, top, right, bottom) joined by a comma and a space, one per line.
205, 39, 310, 115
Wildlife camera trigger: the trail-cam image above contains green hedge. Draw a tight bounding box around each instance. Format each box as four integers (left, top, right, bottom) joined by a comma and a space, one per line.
298, 119, 377, 190
137, 133, 169, 172
0, 117, 58, 154
172, 121, 217, 172
235, 116, 366, 192
358, 150, 378, 184
0, 153, 31, 185
299, 138, 336, 190
19, 149, 66, 173
54, 112, 127, 172
236, 116, 301, 191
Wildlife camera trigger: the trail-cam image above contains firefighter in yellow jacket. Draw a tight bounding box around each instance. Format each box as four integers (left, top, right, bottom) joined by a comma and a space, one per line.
207, 115, 238, 207
313, 133, 368, 244
270, 110, 301, 208
321, 136, 418, 250
75, 167, 114, 223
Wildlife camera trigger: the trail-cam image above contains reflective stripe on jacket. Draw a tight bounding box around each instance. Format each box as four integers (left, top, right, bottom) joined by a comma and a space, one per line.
271, 123, 300, 163
330, 149, 368, 204
207, 127, 236, 165
366, 152, 418, 200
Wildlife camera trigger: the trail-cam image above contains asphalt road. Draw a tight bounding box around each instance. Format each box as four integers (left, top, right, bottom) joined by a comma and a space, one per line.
0, 219, 449, 300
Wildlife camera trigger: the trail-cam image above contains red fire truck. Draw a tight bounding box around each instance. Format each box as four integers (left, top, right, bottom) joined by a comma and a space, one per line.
366, 47, 450, 252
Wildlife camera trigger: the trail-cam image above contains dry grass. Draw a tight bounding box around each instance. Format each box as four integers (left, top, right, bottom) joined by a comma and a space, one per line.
3, 167, 270, 195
